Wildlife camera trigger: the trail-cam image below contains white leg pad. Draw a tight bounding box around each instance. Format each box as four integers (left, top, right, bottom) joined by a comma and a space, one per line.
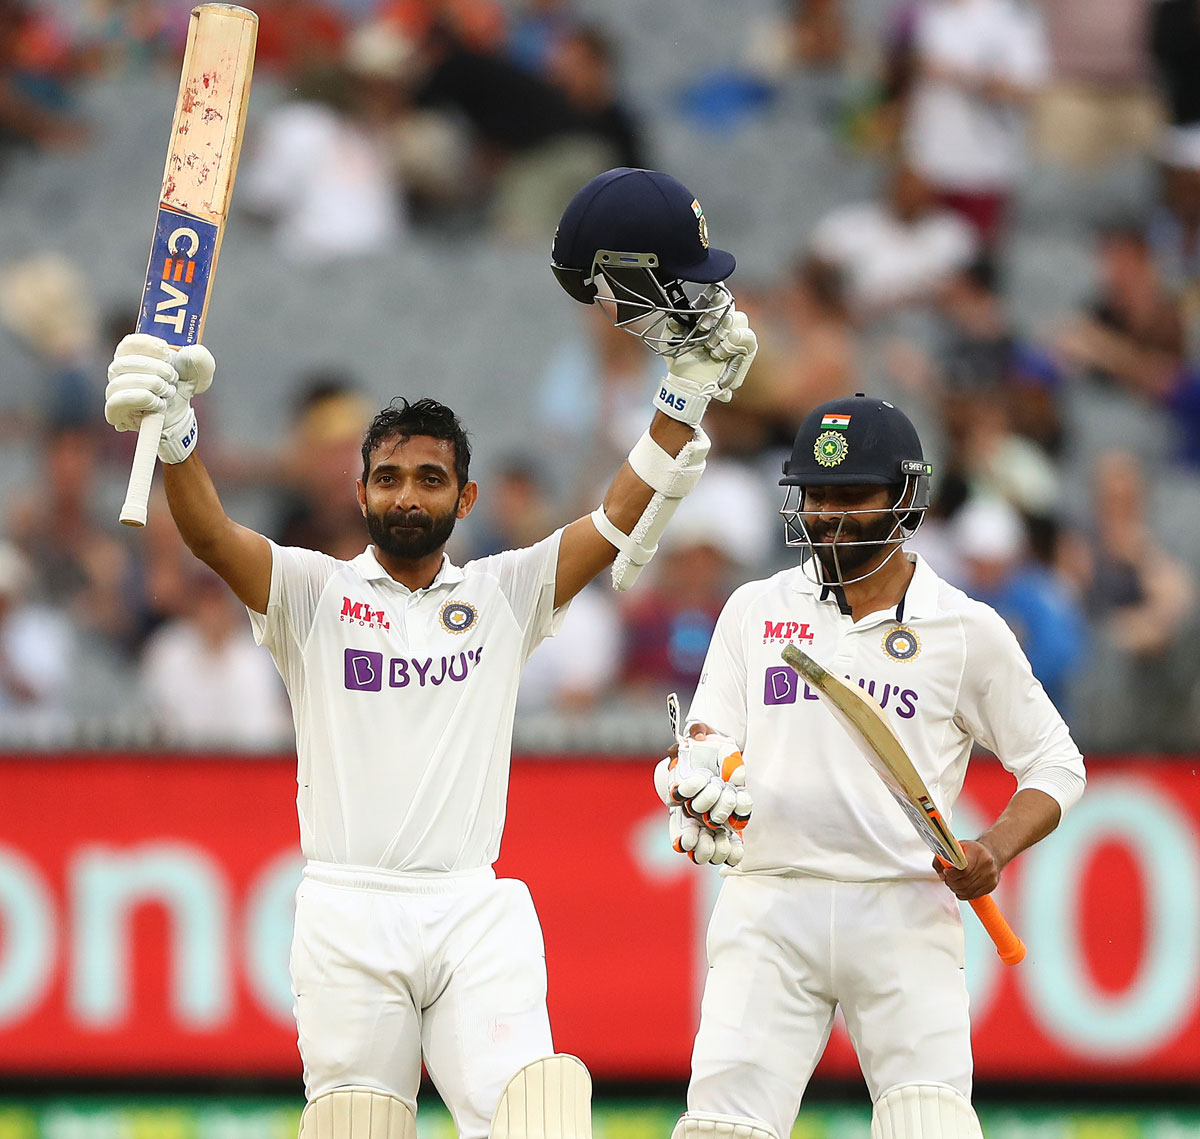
489, 1054, 592, 1139
870, 1083, 983, 1139
298, 1087, 416, 1139
671, 1111, 781, 1139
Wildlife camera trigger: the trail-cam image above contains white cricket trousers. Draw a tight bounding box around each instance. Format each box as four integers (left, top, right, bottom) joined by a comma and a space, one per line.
292, 862, 554, 1139
688, 875, 972, 1139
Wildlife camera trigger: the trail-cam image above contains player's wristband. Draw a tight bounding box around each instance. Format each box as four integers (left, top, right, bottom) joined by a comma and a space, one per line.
157, 407, 198, 464
653, 375, 709, 426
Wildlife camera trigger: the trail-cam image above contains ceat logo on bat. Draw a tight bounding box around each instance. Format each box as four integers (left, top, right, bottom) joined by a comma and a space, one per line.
762, 621, 815, 645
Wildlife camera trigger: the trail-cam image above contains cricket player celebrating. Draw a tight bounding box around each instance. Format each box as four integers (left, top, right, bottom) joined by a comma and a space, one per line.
658, 395, 1086, 1139
101, 168, 756, 1139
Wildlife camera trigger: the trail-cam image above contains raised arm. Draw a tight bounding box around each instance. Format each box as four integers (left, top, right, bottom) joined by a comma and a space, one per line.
105, 334, 272, 613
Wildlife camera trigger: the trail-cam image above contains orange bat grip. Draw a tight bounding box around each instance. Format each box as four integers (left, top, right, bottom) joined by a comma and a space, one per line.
967, 894, 1026, 965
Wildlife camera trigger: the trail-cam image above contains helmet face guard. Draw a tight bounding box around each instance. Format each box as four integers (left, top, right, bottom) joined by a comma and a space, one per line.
779, 474, 930, 588
551, 249, 733, 358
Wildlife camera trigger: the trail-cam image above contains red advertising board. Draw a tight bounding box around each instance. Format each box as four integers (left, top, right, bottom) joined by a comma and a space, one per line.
0, 755, 1196, 1081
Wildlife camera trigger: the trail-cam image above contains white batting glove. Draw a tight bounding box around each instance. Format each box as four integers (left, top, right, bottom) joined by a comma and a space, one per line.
105, 333, 215, 463
653, 291, 758, 426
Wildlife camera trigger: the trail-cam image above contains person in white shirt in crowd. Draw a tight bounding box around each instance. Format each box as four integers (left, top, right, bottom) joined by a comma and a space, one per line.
903, 0, 1049, 245
808, 164, 978, 320
102, 167, 757, 1139
656, 394, 1085, 1139
139, 566, 293, 750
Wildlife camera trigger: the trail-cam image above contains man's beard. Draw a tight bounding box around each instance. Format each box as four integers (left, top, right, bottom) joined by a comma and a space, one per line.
367, 505, 459, 560
808, 511, 899, 579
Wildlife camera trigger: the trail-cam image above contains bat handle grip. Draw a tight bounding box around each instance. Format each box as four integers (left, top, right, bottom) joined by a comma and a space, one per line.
119, 410, 165, 527
967, 893, 1026, 966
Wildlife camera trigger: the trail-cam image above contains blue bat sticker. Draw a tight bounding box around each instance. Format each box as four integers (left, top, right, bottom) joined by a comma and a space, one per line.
136, 205, 219, 347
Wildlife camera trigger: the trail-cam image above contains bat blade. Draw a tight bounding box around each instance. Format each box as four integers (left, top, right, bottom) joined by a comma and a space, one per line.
780, 642, 1026, 966
119, 4, 257, 527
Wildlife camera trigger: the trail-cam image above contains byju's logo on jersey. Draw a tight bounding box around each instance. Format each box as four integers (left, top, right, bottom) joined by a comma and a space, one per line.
762, 620, 815, 645
344, 646, 483, 691
341, 597, 390, 630
440, 600, 477, 634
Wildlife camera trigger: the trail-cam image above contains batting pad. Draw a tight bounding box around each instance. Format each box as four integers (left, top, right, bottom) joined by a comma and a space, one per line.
298, 1086, 416, 1139
671, 1111, 781, 1139
870, 1083, 983, 1139
489, 1054, 592, 1139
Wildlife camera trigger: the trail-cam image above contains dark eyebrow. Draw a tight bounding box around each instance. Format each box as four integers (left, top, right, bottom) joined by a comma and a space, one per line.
371, 461, 451, 479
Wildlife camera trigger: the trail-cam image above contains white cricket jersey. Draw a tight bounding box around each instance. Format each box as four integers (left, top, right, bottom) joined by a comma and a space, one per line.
248, 534, 567, 873
689, 554, 1086, 881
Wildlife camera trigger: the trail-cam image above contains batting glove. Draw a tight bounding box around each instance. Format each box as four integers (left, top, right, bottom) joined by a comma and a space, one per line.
654, 733, 752, 866
653, 290, 758, 427
105, 333, 215, 463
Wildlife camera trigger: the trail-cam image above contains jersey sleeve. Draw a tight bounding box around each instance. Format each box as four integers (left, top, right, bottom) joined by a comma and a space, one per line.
956, 603, 1086, 817
246, 541, 343, 684
687, 584, 752, 745
470, 530, 568, 662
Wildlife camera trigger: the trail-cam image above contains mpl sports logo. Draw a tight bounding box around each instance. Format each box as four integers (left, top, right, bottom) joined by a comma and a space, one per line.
340, 597, 390, 630
762, 620, 815, 645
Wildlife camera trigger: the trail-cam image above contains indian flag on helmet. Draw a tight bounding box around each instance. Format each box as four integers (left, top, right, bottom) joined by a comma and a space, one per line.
821, 413, 851, 430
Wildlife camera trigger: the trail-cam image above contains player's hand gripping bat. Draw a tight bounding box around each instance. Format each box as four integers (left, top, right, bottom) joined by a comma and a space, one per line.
781, 643, 1026, 965
118, 4, 257, 526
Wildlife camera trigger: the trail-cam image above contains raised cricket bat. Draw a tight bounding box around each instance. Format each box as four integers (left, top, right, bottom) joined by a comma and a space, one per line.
780, 643, 1026, 966
118, 4, 257, 527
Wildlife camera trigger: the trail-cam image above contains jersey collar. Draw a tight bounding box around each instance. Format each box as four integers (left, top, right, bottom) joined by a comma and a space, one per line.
791, 551, 938, 622
352, 546, 467, 591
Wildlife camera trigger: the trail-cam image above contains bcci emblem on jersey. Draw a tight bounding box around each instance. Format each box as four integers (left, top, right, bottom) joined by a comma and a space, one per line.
440, 600, 478, 634
814, 430, 848, 467
883, 624, 921, 661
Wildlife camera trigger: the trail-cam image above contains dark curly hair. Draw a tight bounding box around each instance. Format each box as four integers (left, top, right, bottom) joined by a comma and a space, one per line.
361, 398, 472, 488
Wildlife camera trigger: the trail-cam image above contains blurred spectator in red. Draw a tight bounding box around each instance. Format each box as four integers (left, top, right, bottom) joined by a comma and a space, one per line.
1059, 449, 1198, 750
902, 0, 1048, 245
273, 376, 374, 558
249, 0, 347, 78
0, 0, 87, 161
1150, 0, 1200, 297
0, 540, 73, 722
239, 29, 411, 262
547, 24, 644, 170
139, 567, 292, 750
754, 255, 857, 435
952, 495, 1087, 713
809, 164, 978, 319
379, 0, 507, 56
1035, 0, 1160, 170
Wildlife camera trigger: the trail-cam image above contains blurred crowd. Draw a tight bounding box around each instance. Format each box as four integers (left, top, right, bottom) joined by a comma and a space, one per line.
3, 0, 1200, 754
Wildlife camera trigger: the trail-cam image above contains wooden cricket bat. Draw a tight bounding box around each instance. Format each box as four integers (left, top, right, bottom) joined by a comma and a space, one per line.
781, 643, 1027, 966
118, 4, 257, 527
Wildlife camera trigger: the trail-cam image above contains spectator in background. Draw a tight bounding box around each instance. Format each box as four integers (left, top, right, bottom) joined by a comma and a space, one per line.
754, 255, 857, 436
547, 25, 644, 170
952, 495, 1086, 715
744, 0, 846, 82
274, 376, 373, 558
380, 0, 507, 56
902, 0, 1048, 246
246, 0, 347, 79
809, 164, 978, 319
238, 28, 408, 262
139, 567, 292, 750
1059, 450, 1198, 750
464, 458, 560, 560
0, 540, 73, 725
507, 0, 576, 75
1150, 0, 1200, 297
1035, 0, 1160, 170
0, 0, 87, 163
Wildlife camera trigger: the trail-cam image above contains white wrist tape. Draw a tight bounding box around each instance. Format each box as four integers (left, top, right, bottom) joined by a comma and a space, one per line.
654, 376, 710, 426
591, 428, 711, 591
157, 407, 198, 464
